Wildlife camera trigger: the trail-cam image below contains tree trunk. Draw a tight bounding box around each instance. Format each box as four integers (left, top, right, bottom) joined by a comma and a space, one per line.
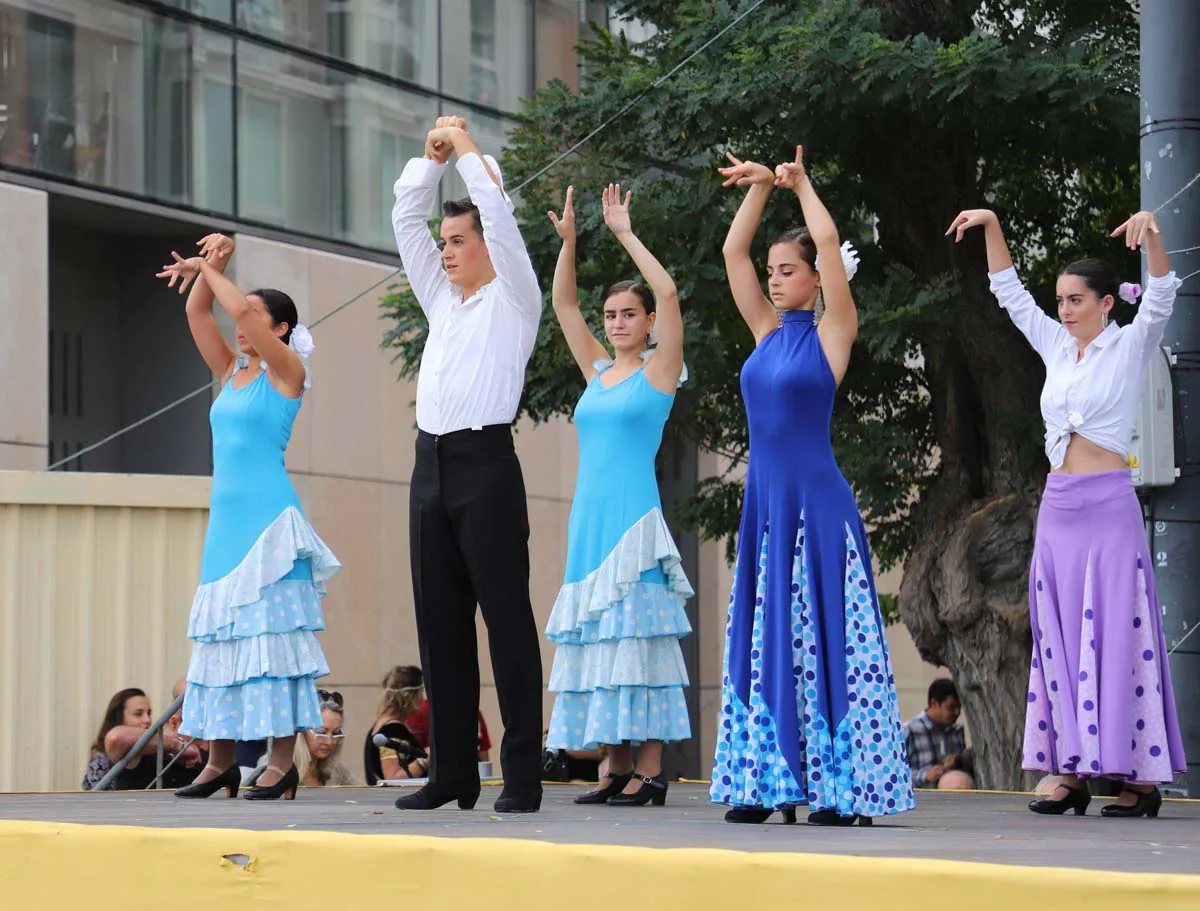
899, 479, 1039, 789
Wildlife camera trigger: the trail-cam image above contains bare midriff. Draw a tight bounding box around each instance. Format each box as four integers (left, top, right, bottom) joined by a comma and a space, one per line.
1052, 433, 1129, 475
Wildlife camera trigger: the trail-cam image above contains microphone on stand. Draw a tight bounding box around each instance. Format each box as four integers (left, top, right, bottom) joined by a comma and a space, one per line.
372, 731, 427, 763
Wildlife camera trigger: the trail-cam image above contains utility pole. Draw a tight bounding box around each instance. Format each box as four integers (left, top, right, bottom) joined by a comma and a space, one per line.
1141, 0, 1200, 796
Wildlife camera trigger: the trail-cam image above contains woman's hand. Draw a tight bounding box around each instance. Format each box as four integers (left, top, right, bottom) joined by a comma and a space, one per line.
197, 233, 234, 263
945, 208, 999, 243
547, 185, 576, 244
1111, 210, 1161, 250
602, 182, 633, 237
156, 252, 206, 294
718, 152, 774, 188
773, 145, 808, 191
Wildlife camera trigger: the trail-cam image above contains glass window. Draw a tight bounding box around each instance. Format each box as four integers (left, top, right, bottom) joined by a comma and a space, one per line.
441, 0, 530, 111
236, 0, 439, 91
0, 0, 235, 215
236, 39, 437, 248
163, 0, 235, 22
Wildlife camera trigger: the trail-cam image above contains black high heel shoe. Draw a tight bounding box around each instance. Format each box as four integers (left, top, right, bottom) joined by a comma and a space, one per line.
243, 765, 299, 801
724, 807, 798, 824
393, 783, 481, 811
1029, 782, 1091, 816
574, 772, 633, 805
1100, 787, 1162, 819
607, 772, 668, 807
175, 764, 240, 799
807, 809, 872, 827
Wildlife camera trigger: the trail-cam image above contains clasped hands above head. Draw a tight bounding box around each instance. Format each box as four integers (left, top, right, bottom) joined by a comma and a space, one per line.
425, 115, 470, 164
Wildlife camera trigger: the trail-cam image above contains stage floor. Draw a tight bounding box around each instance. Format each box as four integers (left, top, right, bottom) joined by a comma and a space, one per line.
1, 783, 1197, 875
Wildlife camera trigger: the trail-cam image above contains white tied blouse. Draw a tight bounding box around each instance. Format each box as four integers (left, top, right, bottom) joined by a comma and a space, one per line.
988, 266, 1182, 469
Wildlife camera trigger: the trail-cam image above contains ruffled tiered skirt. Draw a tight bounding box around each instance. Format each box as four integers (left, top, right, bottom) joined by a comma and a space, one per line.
181, 506, 340, 741
545, 509, 694, 748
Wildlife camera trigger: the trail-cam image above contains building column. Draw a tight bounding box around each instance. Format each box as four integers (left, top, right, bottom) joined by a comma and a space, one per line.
0, 180, 48, 470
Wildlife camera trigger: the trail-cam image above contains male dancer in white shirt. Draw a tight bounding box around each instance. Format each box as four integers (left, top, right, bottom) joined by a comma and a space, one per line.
390, 115, 543, 813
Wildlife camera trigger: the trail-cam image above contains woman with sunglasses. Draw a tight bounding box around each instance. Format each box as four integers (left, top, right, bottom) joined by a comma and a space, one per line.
295, 691, 357, 787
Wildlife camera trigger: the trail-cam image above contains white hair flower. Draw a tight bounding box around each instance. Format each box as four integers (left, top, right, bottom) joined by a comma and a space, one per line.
289, 324, 315, 357
815, 241, 859, 282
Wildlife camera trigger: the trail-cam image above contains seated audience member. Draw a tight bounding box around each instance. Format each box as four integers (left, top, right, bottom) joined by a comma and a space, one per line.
295, 690, 357, 787
364, 666, 429, 784
161, 677, 207, 789
404, 682, 492, 762
903, 678, 975, 790
81, 687, 201, 790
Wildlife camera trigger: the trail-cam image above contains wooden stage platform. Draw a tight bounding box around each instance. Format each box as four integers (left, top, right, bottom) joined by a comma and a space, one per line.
1, 783, 1198, 909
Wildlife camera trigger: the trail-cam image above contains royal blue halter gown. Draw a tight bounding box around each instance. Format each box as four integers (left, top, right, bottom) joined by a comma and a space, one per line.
710, 310, 915, 818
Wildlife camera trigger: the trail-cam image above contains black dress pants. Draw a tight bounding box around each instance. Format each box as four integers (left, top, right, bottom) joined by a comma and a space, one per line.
409, 424, 543, 792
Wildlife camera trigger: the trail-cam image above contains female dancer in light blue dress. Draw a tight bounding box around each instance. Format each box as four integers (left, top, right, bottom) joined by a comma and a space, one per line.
543, 184, 693, 807
155, 233, 340, 801
710, 147, 914, 825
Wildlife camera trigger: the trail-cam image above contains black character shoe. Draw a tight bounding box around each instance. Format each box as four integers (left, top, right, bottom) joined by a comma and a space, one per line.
494, 788, 541, 813
1029, 783, 1091, 816
1100, 787, 1163, 819
573, 772, 633, 805
394, 783, 481, 810
243, 765, 299, 801
608, 772, 668, 807
174, 764, 240, 799
724, 806, 798, 824
807, 809, 872, 826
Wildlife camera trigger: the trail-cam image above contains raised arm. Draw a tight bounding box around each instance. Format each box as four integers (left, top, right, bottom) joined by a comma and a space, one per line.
391, 132, 453, 322
169, 233, 237, 379
157, 251, 307, 397
547, 185, 608, 382
774, 145, 856, 383
433, 121, 542, 323
602, 183, 684, 394
1112, 210, 1180, 357
947, 208, 1066, 361
716, 153, 780, 343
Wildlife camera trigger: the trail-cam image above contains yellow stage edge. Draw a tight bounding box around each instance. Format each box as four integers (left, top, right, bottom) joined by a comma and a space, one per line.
2, 819, 1199, 911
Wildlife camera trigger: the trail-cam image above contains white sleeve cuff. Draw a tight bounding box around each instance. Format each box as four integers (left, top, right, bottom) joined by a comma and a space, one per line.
394, 157, 447, 196
988, 265, 1019, 284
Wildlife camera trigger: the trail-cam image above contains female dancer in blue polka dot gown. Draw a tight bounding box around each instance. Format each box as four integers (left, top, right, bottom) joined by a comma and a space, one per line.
543, 184, 693, 807
156, 233, 340, 802
710, 148, 915, 825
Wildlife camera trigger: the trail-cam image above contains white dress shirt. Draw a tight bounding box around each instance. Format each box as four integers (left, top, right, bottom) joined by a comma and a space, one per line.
391, 153, 542, 435
989, 266, 1181, 469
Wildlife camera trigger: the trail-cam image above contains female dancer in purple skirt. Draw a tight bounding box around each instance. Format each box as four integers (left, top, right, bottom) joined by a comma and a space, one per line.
948, 207, 1187, 818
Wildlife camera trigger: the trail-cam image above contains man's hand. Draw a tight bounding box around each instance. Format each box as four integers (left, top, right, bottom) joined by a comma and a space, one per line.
941, 754, 959, 771
925, 764, 945, 785
426, 115, 468, 163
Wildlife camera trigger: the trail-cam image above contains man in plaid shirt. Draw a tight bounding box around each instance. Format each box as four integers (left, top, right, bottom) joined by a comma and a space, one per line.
903, 679, 975, 789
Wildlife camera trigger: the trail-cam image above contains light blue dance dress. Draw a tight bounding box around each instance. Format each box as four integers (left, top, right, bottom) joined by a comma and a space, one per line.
545, 355, 694, 749
181, 357, 340, 741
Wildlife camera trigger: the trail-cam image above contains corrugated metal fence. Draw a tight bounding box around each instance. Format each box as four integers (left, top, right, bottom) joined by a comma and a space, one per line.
0, 471, 209, 791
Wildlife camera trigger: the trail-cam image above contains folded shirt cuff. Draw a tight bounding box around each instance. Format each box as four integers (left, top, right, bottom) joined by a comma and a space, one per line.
393, 157, 446, 195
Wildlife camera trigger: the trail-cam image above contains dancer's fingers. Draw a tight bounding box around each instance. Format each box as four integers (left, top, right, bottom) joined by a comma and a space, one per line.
725, 151, 742, 165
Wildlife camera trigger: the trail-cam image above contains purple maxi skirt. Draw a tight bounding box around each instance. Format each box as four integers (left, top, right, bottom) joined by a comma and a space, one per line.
1023, 470, 1186, 784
